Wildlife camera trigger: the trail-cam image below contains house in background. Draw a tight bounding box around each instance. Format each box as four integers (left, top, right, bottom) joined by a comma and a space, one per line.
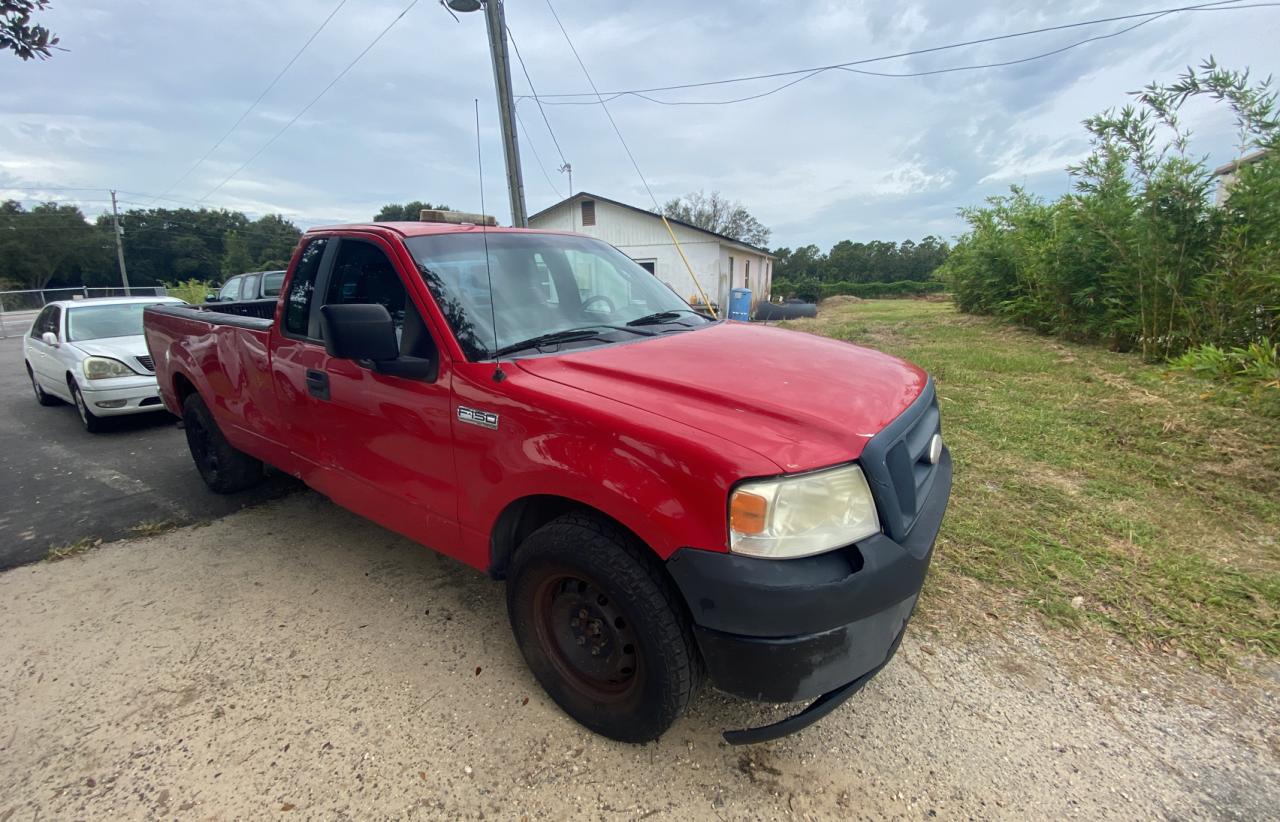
1213, 148, 1269, 204
528, 192, 774, 313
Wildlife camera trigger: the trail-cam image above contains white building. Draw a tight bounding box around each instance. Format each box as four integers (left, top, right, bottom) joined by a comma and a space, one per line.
528, 192, 775, 314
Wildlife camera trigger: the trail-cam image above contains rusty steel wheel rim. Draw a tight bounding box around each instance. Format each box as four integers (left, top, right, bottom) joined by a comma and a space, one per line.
533, 573, 641, 702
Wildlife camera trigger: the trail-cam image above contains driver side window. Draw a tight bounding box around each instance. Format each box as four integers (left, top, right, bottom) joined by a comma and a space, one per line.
323, 239, 437, 361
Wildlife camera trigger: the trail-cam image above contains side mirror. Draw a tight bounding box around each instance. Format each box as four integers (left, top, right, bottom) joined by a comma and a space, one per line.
319, 303, 436, 381
205, 294, 219, 302
41, 331, 59, 347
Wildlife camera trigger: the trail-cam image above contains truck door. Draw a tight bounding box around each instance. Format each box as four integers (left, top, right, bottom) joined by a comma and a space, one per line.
277, 235, 461, 557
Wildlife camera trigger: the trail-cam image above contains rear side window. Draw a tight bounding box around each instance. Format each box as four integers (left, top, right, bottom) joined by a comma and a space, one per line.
240, 274, 260, 300
285, 238, 329, 337
262, 271, 286, 296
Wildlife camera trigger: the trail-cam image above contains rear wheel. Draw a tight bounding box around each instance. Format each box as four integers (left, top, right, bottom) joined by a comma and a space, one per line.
507, 513, 701, 743
27, 364, 59, 406
69, 381, 106, 433
182, 393, 263, 493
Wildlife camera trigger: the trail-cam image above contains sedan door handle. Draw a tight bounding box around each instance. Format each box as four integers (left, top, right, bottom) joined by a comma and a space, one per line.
305, 369, 330, 401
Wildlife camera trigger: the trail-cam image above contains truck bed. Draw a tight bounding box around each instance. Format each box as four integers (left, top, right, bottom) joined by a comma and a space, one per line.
143, 300, 285, 457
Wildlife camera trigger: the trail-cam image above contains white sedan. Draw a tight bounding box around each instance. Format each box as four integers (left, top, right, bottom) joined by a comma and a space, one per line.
22, 296, 186, 433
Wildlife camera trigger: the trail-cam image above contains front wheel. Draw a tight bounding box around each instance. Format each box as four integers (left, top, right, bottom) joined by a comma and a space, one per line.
507, 513, 702, 743
182, 393, 263, 493
70, 382, 106, 433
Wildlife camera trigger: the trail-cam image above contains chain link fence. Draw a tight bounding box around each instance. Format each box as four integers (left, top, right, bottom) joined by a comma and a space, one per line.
0, 287, 168, 339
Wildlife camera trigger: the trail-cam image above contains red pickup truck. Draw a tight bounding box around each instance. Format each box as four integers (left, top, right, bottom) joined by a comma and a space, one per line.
144, 217, 951, 745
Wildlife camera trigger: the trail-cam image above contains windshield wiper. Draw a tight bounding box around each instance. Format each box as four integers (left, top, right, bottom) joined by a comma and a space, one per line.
626, 309, 706, 327
493, 324, 656, 358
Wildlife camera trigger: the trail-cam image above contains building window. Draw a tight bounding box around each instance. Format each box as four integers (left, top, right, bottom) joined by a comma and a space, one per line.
728, 255, 734, 281
745, 259, 750, 289
636, 260, 656, 274
581, 199, 596, 226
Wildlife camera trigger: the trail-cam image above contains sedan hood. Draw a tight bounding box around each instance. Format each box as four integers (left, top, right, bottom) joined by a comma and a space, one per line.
71, 335, 151, 363
514, 322, 928, 472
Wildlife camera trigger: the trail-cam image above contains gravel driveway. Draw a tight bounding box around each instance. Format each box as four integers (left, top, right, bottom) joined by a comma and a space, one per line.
2, 493, 1275, 820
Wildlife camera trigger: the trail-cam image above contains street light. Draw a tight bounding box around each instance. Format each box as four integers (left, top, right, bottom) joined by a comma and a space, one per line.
447, 0, 527, 226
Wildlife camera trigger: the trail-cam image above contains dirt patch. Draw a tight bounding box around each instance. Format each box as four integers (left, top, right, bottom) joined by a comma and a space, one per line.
819, 295, 864, 308
1, 493, 1277, 819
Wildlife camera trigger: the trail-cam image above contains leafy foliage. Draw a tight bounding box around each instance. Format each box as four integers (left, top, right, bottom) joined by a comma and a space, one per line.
661, 190, 771, 247
942, 59, 1280, 372
374, 201, 451, 222
220, 231, 252, 277
2, 0, 59, 61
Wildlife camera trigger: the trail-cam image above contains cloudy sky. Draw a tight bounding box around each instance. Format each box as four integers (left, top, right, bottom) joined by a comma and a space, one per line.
1, 0, 1275, 250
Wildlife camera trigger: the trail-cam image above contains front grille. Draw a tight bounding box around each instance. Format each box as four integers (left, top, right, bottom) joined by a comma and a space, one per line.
859, 380, 943, 542
136, 355, 155, 372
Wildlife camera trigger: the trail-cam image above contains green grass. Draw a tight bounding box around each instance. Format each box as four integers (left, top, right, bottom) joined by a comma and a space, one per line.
783, 299, 1280, 664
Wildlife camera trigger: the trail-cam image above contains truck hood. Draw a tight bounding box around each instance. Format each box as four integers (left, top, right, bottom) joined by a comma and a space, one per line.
514, 322, 928, 472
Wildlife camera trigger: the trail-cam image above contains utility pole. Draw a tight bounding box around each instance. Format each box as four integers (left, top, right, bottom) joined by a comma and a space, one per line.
446, 0, 527, 225
110, 190, 131, 294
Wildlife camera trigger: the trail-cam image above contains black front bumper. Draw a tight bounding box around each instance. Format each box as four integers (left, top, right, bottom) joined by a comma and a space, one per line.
666, 449, 951, 722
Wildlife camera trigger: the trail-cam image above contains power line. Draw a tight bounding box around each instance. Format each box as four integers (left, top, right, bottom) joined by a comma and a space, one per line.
505, 25, 569, 169
543, 0, 718, 316
522, 0, 1263, 106
150, 0, 351, 204
513, 104, 564, 199
198, 0, 422, 203
542, 0, 659, 210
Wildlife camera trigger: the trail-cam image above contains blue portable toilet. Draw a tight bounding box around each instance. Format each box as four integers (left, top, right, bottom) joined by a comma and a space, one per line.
729, 288, 752, 321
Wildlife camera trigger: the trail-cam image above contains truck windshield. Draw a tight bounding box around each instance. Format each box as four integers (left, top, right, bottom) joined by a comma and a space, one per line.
405, 232, 707, 361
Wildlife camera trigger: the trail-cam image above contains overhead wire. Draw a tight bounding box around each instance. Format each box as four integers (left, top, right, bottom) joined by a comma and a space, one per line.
198, 0, 423, 203
513, 104, 565, 199
150, 0, 351, 204
522, 0, 1263, 107
506, 25, 569, 170
543, 0, 717, 317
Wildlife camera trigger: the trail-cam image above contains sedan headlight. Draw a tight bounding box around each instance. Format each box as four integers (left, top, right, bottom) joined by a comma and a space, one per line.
729, 464, 880, 559
83, 356, 137, 380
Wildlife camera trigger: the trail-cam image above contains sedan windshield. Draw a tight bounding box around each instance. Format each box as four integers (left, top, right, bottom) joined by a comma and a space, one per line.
66, 303, 155, 342
405, 232, 708, 360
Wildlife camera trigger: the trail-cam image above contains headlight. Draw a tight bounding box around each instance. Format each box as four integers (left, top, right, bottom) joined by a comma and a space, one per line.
729, 464, 880, 559
83, 356, 137, 380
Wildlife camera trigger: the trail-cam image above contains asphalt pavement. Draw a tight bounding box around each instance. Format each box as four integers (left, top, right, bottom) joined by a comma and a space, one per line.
0, 334, 297, 569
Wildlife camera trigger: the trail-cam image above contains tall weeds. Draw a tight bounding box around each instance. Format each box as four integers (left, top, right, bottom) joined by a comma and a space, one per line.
942, 59, 1280, 362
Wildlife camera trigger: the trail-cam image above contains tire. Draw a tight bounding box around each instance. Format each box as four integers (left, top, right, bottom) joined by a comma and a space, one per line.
28, 364, 59, 406
181, 392, 263, 493
507, 513, 702, 743
69, 381, 107, 433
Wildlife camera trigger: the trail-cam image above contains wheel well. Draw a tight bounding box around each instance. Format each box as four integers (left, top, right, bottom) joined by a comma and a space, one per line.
489, 495, 646, 580
173, 372, 197, 406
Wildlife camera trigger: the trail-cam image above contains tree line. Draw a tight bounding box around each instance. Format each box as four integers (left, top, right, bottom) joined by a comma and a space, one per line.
770, 237, 950, 302
940, 59, 1279, 367
0, 201, 302, 292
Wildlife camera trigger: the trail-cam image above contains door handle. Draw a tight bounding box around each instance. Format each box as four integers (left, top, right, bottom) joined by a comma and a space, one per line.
305, 369, 330, 401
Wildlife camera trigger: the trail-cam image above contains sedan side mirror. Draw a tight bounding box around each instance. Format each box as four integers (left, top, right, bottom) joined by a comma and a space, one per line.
41, 331, 59, 347
319, 303, 436, 381
205, 294, 219, 302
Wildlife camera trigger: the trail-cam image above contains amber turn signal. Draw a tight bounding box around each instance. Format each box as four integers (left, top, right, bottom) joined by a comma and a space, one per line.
729, 490, 769, 535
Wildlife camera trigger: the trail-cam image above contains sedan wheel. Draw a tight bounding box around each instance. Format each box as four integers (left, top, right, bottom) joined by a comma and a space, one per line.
71, 383, 106, 433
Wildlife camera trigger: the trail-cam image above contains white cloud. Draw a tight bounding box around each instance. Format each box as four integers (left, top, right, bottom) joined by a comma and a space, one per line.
1, 0, 1275, 248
